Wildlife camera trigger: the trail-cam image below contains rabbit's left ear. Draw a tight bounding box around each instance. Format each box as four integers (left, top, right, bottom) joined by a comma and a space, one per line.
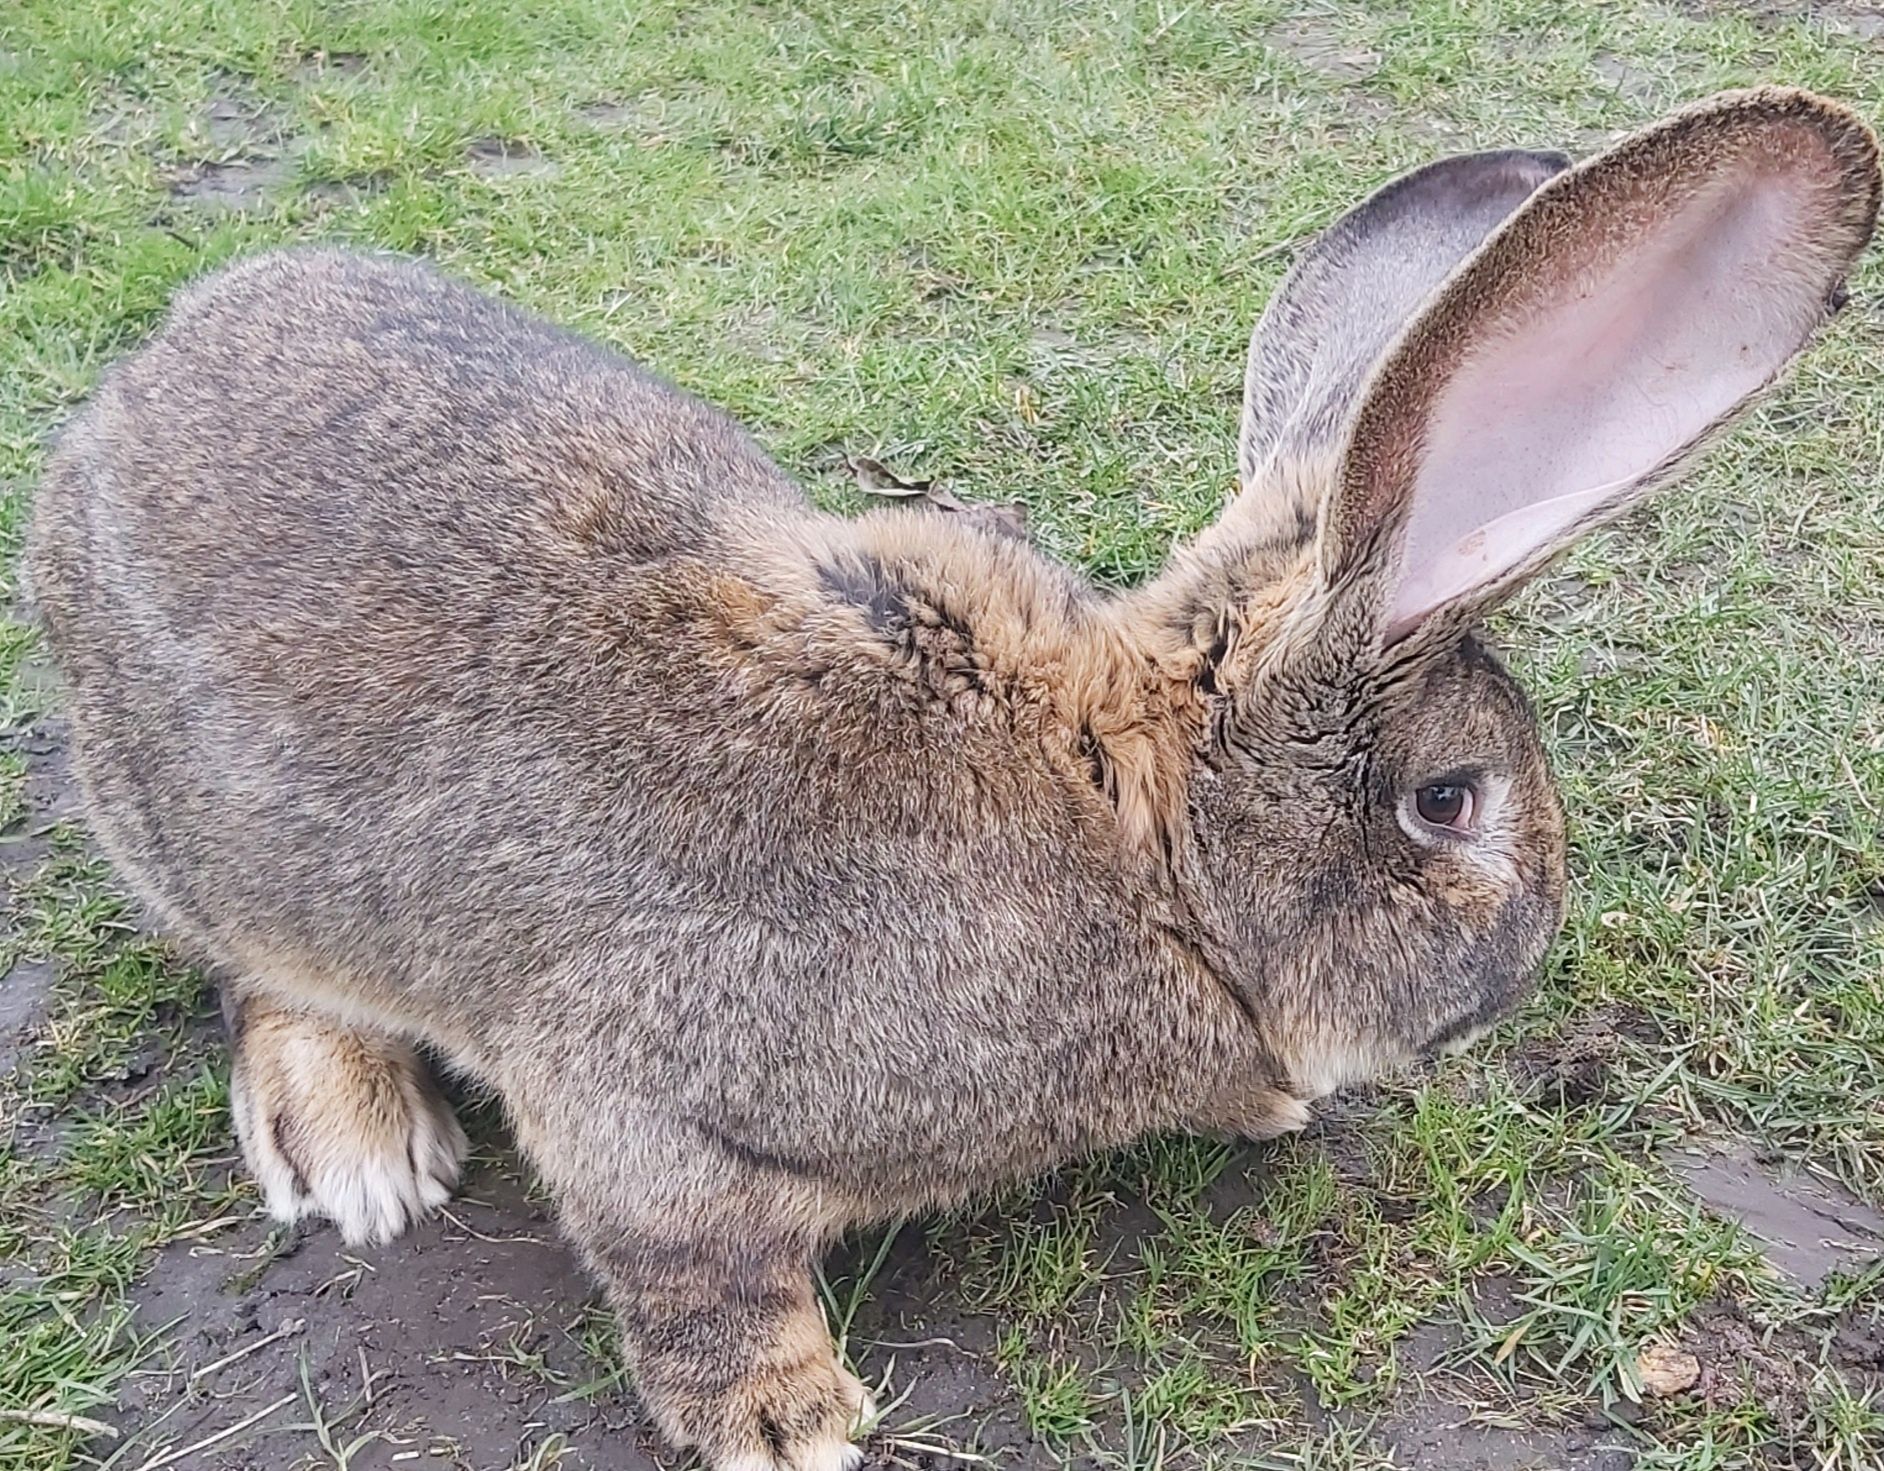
1239, 148, 1569, 514
1319, 89, 1881, 644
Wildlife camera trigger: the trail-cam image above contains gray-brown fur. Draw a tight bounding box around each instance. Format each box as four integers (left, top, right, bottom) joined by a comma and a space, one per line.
25, 89, 1879, 1470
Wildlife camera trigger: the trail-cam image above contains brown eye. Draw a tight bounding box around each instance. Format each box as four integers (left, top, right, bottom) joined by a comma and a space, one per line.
1415, 782, 1474, 830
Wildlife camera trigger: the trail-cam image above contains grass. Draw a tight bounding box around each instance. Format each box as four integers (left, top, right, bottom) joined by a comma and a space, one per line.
3, 0, 1883, 1467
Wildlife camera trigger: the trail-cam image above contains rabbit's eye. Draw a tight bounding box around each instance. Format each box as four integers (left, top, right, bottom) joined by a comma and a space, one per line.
1414, 782, 1474, 831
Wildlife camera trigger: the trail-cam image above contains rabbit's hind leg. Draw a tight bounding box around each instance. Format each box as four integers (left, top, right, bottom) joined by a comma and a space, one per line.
223, 982, 468, 1246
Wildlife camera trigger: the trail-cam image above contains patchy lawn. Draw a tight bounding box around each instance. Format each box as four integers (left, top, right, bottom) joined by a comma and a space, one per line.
3, 1, 1883, 1468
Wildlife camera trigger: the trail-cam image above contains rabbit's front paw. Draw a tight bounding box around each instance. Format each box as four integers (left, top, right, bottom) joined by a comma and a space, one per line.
227, 997, 468, 1247
704, 1357, 875, 1471
600, 1234, 877, 1471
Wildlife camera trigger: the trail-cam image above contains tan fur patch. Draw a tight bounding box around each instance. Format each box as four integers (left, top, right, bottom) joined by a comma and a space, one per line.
227, 993, 467, 1246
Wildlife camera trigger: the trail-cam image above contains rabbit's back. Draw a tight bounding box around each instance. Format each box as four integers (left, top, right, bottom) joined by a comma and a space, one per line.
26, 250, 873, 1027
46, 248, 806, 582
31, 250, 816, 714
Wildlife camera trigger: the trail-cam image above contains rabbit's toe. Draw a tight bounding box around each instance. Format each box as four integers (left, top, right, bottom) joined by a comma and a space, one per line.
710, 1360, 873, 1471
228, 1000, 468, 1247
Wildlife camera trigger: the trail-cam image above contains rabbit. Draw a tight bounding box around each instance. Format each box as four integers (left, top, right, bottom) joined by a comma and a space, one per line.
24, 87, 1879, 1471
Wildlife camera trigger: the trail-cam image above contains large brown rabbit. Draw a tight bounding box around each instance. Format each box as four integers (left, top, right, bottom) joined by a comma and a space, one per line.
25, 89, 1879, 1470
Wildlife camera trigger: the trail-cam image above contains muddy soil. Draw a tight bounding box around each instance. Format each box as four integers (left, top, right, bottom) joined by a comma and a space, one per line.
118, 1164, 1048, 1471
1670, 1140, 1884, 1290
109, 1134, 1059, 1470
0, 714, 74, 1079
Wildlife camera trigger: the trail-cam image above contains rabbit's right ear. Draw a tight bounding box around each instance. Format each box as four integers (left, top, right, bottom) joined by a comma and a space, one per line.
1236, 148, 1570, 535
1316, 89, 1881, 648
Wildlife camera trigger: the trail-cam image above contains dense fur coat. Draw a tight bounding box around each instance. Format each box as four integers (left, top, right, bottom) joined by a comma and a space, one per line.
26, 90, 1879, 1470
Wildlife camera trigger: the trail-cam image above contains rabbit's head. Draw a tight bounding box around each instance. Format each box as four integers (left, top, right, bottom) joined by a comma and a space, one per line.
1129, 90, 1880, 1100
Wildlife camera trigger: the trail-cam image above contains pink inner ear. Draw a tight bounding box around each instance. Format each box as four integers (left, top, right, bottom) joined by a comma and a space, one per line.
1388, 165, 1834, 632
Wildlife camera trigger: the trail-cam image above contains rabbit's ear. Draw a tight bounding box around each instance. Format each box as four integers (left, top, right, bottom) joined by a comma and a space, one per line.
1320, 89, 1880, 644
1238, 149, 1569, 518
